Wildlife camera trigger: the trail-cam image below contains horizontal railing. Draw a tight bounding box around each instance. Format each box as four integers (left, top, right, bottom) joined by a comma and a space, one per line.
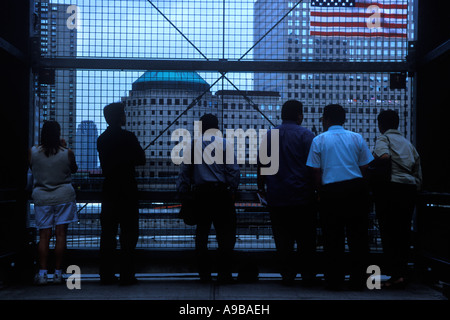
26, 189, 384, 252
4, 188, 449, 281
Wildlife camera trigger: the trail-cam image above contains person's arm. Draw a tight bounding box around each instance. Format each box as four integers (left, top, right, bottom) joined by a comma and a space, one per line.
256, 131, 270, 195
177, 139, 195, 195
28, 148, 32, 168
359, 164, 369, 179
373, 135, 390, 159
132, 134, 146, 166
224, 140, 240, 192
412, 150, 423, 190
306, 137, 322, 191
373, 153, 390, 160
26, 148, 34, 191
176, 162, 192, 194
136, 146, 146, 166
256, 162, 266, 195
358, 137, 375, 178
68, 149, 78, 174
311, 167, 322, 192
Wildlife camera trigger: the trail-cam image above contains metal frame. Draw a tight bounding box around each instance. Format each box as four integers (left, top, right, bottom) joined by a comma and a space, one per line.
32, 0, 416, 150
35, 57, 413, 73
25, 0, 424, 253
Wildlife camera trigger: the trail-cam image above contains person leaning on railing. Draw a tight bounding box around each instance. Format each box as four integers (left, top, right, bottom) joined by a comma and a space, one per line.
257, 100, 318, 287
29, 120, 78, 285
97, 102, 146, 286
307, 104, 374, 291
177, 114, 240, 284
372, 109, 422, 289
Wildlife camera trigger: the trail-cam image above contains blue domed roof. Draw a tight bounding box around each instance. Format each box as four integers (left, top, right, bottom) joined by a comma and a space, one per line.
132, 71, 210, 92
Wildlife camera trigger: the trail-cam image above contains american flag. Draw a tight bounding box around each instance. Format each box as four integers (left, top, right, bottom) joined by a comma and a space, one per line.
309, 0, 408, 38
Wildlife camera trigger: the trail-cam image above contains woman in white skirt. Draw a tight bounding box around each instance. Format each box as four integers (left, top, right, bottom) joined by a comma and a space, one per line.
29, 121, 78, 285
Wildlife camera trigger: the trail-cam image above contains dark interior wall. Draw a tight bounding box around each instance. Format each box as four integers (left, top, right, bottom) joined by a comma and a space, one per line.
0, 2, 31, 253
416, 1, 450, 193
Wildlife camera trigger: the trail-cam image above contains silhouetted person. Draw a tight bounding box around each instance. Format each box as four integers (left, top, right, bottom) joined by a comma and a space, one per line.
97, 102, 146, 285
373, 110, 422, 289
177, 114, 240, 283
257, 100, 317, 286
307, 104, 374, 290
29, 120, 78, 285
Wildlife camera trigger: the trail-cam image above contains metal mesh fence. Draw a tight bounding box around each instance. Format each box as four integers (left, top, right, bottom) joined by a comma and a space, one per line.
30, 0, 415, 251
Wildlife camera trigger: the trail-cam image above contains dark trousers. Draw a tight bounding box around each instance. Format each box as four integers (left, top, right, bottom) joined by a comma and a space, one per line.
375, 182, 416, 279
269, 204, 317, 281
194, 183, 236, 279
320, 178, 370, 287
99, 189, 139, 280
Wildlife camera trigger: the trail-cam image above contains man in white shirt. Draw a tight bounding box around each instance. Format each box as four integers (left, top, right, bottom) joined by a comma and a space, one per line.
307, 104, 374, 290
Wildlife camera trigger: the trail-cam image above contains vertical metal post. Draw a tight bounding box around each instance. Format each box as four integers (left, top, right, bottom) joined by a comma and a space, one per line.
411, 0, 419, 146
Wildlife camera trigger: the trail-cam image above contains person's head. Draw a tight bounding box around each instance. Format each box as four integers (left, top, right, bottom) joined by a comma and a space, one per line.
103, 102, 126, 127
200, 113, 219, 134
281, 99, 303, 125
40, 120, 61, 157
377, 109, 399, 134
322, 104, 346, 131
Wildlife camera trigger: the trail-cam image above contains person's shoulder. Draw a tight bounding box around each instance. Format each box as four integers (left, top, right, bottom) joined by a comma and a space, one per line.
121, 129, 140, 143
388, 132, 409, 144
31, 145, 44, 154
376, 133, 389, 143
122, 128, 135, 136
340, 127, 356, 135
273, 124, 282, 130
392, 133, 418, 153
97, 131, 106, 144
97, 128, 109, 139
102, 127, 136, 139
267, 125, 281, 134
295, 126, 315, 142
311, 132, 325, 146
313, 130, 329, 139
299, 125, 314, 136
342, 128, 364, 140
30, 146, 38, 158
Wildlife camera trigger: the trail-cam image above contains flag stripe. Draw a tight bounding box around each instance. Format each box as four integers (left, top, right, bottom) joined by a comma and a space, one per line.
310, 11, 407, 19
354, 2, 407, 9
310, 31, 408, 38
310, 26, 406, 34
311, 21, 407, 29
311, 16, 406, 24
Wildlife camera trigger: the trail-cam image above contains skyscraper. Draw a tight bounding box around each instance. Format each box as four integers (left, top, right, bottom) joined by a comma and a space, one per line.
75, 120, 99, 172
122, 71, 214, 188
254, 0, 414, 147
121, 71, 281, 189
34, 0, 76, 148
